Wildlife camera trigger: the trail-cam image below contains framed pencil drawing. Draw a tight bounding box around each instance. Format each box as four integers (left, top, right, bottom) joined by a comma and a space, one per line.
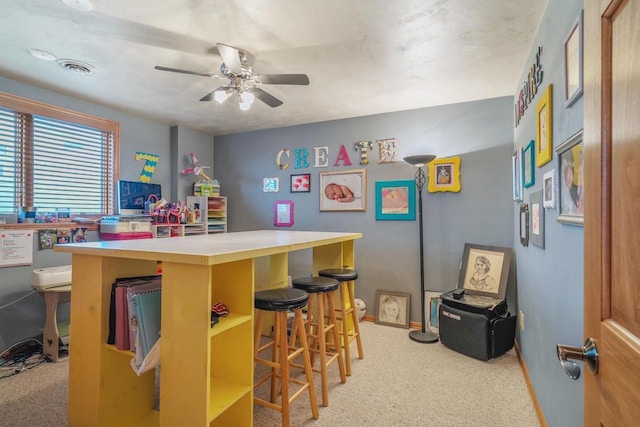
563, 10, 584, 107
319, 169, 366, 211
427, 157, 461, 193
536, 84, 553, 167
556, 129, 584, 225
458, 243, 511, 300
375, 180, 415, 220
523, 140, 535, 188
375, 290, 410, 329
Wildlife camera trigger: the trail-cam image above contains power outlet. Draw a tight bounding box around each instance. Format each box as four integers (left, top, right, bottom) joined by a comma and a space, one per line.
519, 310, 525, 331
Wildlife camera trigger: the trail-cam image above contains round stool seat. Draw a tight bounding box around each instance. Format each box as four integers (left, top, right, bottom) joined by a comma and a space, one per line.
292, 276, 339, 293
255, 288, 308, 311
318, 268, 358, 281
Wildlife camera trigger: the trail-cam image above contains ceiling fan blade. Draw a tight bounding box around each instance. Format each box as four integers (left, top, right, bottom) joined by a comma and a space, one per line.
248, 87, 283, 108
154, 66, 218, 78
254, 74, 310, 85
199, 86, 227, 102
216, 43, 243, 74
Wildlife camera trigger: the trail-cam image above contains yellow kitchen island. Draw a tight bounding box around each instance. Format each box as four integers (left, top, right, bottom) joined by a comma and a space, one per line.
54, 230, 362, 427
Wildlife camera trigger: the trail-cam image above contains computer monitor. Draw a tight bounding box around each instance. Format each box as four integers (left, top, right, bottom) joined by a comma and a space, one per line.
118, 180, 161, 215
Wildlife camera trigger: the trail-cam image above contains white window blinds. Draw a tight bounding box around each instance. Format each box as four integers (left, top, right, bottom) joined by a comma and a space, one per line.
0, 93, 118, 216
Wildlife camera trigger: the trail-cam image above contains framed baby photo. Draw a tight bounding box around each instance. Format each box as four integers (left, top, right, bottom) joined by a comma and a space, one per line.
375, 290, 410, 329
319, 169, 366, 212
457, 243, 511, 300
290, 173, 311, 193
427, 156, 461, 193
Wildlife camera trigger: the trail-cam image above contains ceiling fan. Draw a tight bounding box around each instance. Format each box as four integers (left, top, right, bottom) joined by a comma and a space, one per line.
155, 43, 309, 109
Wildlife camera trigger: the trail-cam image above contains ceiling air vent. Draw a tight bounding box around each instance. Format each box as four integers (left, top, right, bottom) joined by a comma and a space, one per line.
57, 59, 95, 75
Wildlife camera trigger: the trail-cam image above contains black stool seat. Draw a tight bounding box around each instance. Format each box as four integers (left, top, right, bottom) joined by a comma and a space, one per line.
292, 276, 339, 293
318, 268, 358, 281
255, 288, 308, 311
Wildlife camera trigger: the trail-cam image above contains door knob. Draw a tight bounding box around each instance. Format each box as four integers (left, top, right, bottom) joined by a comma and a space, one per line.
556, 338, 599, 380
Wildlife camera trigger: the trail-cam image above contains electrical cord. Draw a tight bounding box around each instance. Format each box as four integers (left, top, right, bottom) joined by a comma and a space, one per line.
0, 290, 36, 310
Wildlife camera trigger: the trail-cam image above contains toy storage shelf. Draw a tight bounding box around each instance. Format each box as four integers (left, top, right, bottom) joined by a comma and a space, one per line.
152, 223, 206, 238
53, 230, 361, 426
186, 196, 227, 234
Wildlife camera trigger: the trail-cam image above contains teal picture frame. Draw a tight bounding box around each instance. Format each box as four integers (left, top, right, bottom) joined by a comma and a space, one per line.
523, 140, 535, 188
375, 180, 416, 221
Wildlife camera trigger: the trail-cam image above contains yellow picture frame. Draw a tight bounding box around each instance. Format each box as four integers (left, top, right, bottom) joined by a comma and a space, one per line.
427, 156, 461, 193
536, 84, 553, 167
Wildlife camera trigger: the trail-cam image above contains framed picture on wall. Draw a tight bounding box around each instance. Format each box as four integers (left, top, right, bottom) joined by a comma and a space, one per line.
523, 140, 535, 188
563, 10, 584, 107
529, 191, 545, 248
556, 129, 584, 225
290, 174, 311, 193
319, 169, 366, 211
512, 147, 524, 202
427, 157, 461, 193
536, 84, 553, 167
543, 169, 555, 209
520, 203, 529, 246
375, 290, 410, 329
375, 180, 415, 220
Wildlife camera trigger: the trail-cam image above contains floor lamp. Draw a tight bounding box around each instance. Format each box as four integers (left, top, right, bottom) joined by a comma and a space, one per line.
404, 154, 439, 344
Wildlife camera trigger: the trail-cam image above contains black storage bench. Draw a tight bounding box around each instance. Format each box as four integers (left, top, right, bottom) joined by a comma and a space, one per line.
438, 292, 516, 361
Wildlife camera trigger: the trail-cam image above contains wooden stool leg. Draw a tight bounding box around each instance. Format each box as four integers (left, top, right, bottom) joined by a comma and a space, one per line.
326, 291, 346, 384
347, 281, 364, 360
294, 309, 319, 420
338, 282, 352, 376
316, 291, 329, 406
278, 312, 291, 427
254, 310, 265, 362
271, 312, 282, 403
42, 292, 61, 362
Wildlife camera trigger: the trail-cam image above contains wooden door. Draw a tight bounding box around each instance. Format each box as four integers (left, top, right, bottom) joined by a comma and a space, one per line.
584, 0, 640, 424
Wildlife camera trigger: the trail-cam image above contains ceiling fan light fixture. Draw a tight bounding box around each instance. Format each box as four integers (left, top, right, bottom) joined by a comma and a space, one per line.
214, 90, 229, 104
238, 90, 255, 110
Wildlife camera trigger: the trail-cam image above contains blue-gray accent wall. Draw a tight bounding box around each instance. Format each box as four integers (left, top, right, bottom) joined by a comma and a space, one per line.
513, 0, 585, 426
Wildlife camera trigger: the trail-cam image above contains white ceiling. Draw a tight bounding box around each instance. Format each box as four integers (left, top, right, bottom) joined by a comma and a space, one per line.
0, 0, 546, 136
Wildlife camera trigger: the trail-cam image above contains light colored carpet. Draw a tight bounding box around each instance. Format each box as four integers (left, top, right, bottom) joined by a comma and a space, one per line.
0, 321, 539, 426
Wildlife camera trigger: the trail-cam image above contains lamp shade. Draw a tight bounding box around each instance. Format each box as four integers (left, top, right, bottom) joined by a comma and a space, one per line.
404, 154, 436, 168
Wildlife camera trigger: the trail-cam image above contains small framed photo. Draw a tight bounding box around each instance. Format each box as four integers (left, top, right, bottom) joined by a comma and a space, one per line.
563, 10, 584, 107
274, 200, 294, 227
320, 169, 366, 211
556, 129, 584, 225
458, 243, 511, 300
512, 147, 524, 202
523, 140, 535, 188
520, 203, 529, 247
529, 190, 545, 249
263, 177, 279, 192
536, 84, 553, 167
290, 174, 310, 193
375, 290, 410, 329
543, 169, 555, 209
427, 157, 461, 193
375, 180, 415, 221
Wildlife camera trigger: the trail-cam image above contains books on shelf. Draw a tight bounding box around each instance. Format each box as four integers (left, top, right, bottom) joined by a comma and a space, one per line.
107, 275, 162, 355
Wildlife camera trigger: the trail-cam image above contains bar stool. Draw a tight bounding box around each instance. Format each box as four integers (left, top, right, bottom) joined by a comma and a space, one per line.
318, 268, 363, 376
290, 276, 346, 407
254, 288, 319, 427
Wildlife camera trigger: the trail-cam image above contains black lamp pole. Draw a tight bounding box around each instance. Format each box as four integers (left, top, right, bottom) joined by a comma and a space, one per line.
404, 155, 439, 344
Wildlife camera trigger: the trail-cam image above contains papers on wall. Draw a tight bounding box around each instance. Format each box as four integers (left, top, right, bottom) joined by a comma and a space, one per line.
0, 229, 34, 267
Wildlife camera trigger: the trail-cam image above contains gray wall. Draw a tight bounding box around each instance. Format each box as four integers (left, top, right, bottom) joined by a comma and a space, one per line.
170, 125, 215, 202
513, 0, 585, 426
214, 97, 515, 323
0, 77, 176, 352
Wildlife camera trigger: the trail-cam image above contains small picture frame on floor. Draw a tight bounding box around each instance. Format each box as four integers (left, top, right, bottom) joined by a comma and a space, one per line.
375, 290, 410, 329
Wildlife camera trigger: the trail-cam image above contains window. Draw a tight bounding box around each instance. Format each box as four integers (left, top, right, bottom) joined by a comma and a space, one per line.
0, 92, 119, 216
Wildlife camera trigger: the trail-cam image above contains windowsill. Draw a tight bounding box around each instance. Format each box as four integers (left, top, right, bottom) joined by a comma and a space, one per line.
0, 222, 99, 231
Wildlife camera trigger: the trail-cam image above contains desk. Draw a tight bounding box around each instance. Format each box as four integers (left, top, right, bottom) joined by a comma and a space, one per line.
54, 230, 361, 427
